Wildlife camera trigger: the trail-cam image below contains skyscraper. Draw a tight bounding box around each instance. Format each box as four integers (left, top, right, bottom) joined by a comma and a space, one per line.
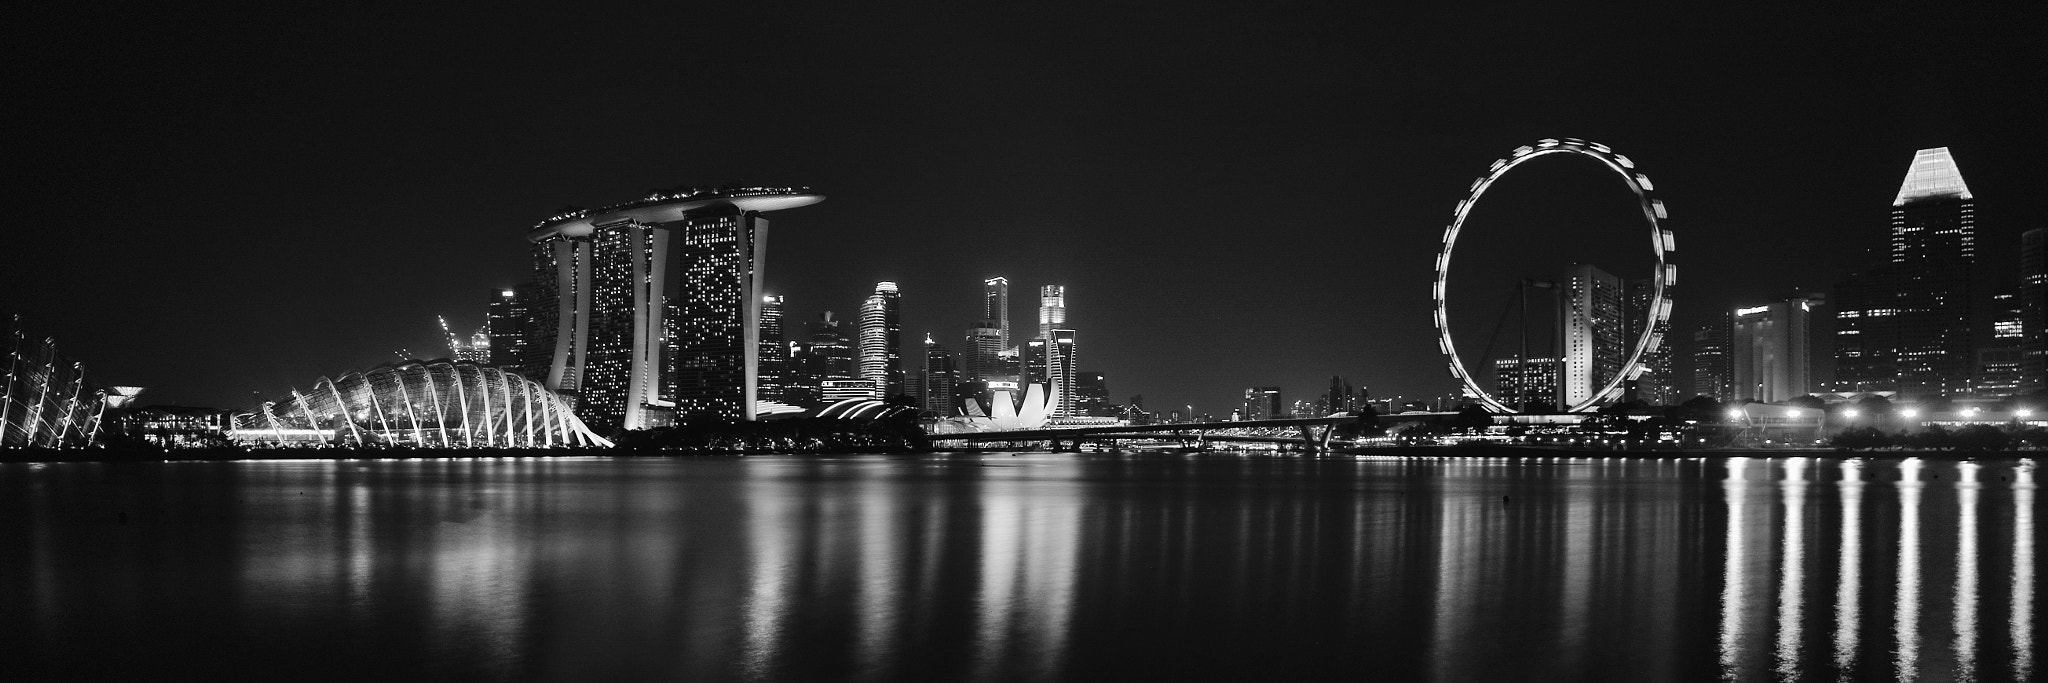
1021, 337, 1047, 388
1038, 285, 1066, 342
1830, 265, 1895, 393
488, 286, 529, 372
1890, 148, 1977, 399
1049, 329, 1076, 417
920, 334, 959, 416
1561, 264, 1624, 406
522, 186, 822, 430
1975, 283, 2024, 396
1325, 376, 1361, 415
1493, 357, 1561, 411
1242, 387, 1282, 420
798, 312, 854, 407
1691, 319, 1732, 401
1624, 277, 1677, 405
2021, 229, 2047, 392
1075, 371, 1112, 417
1834, 148, 1977, 401
1732, 297, 1815, 402
965, 321, 1003, 383
857, 281, 903, 399
758, 294, 786, 403
984, 277, 1010, 351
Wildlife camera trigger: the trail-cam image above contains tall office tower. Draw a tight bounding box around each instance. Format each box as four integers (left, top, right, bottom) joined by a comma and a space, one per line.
807, 312, 854, 384
920, 335, 959, 416
857, 282, 903, 398
1691, 320, 1732, 401
997, 349, 1021, 384
1624, 278, 1677, 405
1049, 329, 1076, 417
2022, 229, 2047, 391
984, 277, 1010, 351
1561, 264, 1624, 407
1830, 265, 1896, 393
522, 187, 822, 430
1075, 371, 1113, 417
1242, 387, 1282, 420
1022, 337, 1047, 388
1492, 357, 1561, 411
1732, 297, 1815, 402
1325, 376, 1360, 415
965, 321, 1003, 382
783, 340, 821, 408
488, 286, 530, 372
1038, 285, 1066, 341
757, 295, 786, 402
1888, 148, 1978, 400
1974, 283, 2024, 396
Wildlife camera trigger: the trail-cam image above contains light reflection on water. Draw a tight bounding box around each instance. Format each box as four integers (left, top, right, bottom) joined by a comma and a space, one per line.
1833, 460, 1863, 678
1776, 457, 1808, 679
2014, 465, 2035, 681
1, 455, 2038, 680
1897, 458, 1923, 681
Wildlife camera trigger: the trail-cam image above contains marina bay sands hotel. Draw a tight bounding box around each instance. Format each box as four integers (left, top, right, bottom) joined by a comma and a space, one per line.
518, 186, 823, 431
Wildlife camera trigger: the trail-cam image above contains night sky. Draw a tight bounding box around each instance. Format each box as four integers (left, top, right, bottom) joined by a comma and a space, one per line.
7, 4, 2042, 415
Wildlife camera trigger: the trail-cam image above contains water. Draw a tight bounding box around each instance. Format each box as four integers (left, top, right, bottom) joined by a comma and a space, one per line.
1, 454, 2036, 681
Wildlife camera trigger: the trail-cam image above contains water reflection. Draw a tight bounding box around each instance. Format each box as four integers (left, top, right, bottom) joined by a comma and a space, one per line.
2, 455, 2038, 680
1833, 460, 1863, 677
1897, 458, 1923, 681
1720, 457, 1765, 678
1954, 462, 1978, 680
2015, 464, 2036, 681
1776, 458, 1808, 679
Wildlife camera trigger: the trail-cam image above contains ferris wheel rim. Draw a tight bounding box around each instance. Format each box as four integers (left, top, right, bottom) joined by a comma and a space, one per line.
1432, 138, 1674, 414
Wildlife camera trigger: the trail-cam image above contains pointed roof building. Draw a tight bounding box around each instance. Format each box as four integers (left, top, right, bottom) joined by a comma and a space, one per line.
1893, 146, 1974, 206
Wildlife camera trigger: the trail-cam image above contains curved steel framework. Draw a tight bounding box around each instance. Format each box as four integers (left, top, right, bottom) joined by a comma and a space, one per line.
1432, 138, 1675, 413
232, 360, 613, 448
816, 398, 916, 421
2, 315, 106, 448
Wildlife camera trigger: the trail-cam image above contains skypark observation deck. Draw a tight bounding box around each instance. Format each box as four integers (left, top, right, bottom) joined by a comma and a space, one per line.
525, 186, 823, 242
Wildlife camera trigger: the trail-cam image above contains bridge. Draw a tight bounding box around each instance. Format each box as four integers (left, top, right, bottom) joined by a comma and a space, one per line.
929, 415, 1364, 453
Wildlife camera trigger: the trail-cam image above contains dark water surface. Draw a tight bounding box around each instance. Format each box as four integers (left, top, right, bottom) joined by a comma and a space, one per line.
2, 454, 2036, 681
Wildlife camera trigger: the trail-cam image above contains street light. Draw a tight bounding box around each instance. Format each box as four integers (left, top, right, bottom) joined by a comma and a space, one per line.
1843, 408, 1860, 418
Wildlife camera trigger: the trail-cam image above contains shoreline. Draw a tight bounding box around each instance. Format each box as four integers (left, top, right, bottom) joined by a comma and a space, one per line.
4, 443, 2038, 464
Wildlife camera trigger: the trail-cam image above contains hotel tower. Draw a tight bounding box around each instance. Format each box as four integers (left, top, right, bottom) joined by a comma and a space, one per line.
521, 186, 822, 431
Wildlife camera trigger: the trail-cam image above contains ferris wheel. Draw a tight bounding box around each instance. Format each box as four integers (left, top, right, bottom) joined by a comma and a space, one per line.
1431, 139, 1675, 413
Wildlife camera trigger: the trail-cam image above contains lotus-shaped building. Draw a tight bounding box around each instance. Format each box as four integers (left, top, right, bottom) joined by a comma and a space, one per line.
926, 383, 1058, 434
231, 360, 611, 447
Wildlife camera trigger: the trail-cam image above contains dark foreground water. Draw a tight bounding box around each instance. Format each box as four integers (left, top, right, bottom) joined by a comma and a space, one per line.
1, 454, 2036, 681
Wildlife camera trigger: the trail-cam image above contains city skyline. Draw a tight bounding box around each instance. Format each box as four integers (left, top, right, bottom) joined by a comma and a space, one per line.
6, 5, 2045, 416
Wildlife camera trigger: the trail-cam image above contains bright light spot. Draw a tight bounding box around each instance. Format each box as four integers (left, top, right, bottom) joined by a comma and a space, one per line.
2019, 409, 2034, 418
1902, 409, 1920, 418
1843, 409, 1860, 418
1728, 409, 1744, 419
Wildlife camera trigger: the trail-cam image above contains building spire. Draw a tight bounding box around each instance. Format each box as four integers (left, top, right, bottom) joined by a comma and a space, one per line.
1892, 147, 1973, 206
